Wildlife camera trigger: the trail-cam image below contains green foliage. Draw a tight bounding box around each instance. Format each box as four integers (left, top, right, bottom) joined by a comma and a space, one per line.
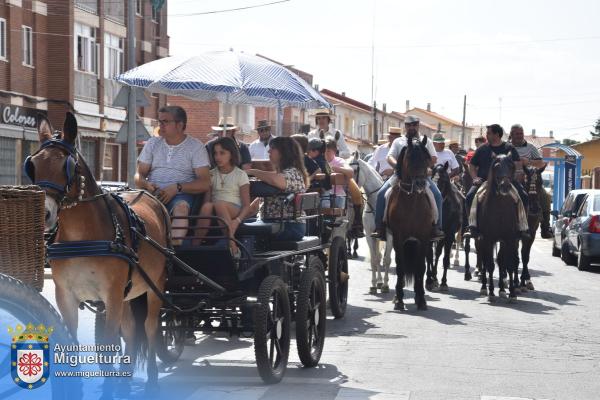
562, 138, 580, 146
591, 118, 600, 139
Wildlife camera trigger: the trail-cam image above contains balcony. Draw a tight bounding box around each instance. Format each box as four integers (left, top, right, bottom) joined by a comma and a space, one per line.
103, 79, 122, 107
74, 71, 98, 103
105, 1, 125, 24
74, 0, 98, 14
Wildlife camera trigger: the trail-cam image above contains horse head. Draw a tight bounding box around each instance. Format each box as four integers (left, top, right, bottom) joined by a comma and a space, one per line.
352, 158, 383, 194
523, 164, 546, 215
432, 162, 451, 193
396, 136, 431, 194
489, 154, 515, 196
27, 112, 97, 230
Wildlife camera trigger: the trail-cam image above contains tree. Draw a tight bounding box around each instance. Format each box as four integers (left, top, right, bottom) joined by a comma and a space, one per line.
562, 138, 580, 146
591, 118, 600, 139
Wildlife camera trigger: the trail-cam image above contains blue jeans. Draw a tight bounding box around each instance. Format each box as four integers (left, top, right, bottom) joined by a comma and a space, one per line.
273, 222, 306, 241
375, 178, 442, 229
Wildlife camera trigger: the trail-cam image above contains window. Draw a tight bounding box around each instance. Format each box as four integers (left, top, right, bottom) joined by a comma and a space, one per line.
80, 140, 97, 178
0, 137, 16, 184
74, 23, 98, 74
151, 5, 159, 22
0, 19, 6, 59
104, 33, 124, 78
579, 197, 589, 217
594, 195, 600, 212
136, 0, 143, 15
22, 26, 33, 66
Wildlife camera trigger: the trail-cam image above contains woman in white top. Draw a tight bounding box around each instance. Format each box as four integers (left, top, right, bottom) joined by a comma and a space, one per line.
198, 137, 251, 256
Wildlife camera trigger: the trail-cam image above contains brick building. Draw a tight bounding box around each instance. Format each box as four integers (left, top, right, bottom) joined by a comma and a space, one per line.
0, 0, 169, 184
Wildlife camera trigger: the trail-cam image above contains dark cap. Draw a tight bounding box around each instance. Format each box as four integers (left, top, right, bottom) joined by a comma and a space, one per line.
308, 137, 325, 152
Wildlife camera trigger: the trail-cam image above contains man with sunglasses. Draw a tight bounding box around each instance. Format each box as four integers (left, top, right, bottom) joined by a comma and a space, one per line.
371, 115, 445, 240
135, 105, 211, 242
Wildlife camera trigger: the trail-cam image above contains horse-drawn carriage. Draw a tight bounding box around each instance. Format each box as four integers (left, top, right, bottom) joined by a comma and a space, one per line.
147, 163, 351, 383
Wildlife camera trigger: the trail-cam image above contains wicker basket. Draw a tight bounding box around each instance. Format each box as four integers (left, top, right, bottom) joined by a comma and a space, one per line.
0, 186, 46, 291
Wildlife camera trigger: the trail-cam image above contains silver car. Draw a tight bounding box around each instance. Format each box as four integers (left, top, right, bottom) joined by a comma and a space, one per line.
559, 190, 600, 270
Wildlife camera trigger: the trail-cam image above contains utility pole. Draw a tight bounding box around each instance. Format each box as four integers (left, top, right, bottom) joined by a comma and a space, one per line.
461, 94, 466, 148
126, 0, 137, 187
373, 101, 378, 146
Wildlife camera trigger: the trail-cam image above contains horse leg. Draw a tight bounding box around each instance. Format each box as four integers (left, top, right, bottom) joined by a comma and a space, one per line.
425, 244, 434, 291
415, 248, 428, 311
382, 234, 393, 292
508, 241, 519, 302
486, 245, 496, 300
100, 293, 125, 399
353, 238, 359, 258
434, 241, 443, 288
54, 284, 79, 340
394, 250, 406, 311
479, 241, 492, 296
117, 302, 136, 397
520, 237, 534, 291
441, 236, 452, 291
366, 236, 379, 294
144, 291, 162, 393
464, 235, 472, 281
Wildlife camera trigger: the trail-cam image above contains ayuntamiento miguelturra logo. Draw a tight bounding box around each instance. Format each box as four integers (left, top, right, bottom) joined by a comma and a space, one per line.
9, 323, 53, 390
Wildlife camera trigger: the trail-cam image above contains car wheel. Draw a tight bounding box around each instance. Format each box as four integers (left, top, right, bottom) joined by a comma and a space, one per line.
577, 244, 591, 271
561, 240, 577, 266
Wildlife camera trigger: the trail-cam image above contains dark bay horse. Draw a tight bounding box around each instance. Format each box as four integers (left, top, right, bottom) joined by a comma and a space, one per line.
29, 113, 169, 394
477, 155, 520, 301
427, 162, 466, 291
518, 165, 545, 291
387, 136, 433, 311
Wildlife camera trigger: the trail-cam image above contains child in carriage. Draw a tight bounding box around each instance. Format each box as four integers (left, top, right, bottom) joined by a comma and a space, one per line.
197, 137, 252, 257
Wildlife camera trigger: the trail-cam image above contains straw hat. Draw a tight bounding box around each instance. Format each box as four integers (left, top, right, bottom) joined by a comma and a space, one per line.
312, 108, 336, 120
388, 126, 402, 135
256, 120, 271, 131
212, 116, 238, 131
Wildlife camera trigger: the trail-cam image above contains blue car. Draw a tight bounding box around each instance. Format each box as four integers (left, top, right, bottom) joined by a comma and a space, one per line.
560, 190, 600, 270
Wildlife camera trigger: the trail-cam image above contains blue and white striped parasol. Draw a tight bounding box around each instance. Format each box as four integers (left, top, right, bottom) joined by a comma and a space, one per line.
116, 51, 330, 110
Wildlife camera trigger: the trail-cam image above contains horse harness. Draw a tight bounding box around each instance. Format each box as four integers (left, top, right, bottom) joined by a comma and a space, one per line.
26, 138, 148, 298
351, 160, 383, 214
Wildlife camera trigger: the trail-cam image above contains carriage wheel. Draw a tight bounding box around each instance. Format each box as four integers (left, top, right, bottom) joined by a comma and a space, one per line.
156, 311, 185, 365
328, 236, 349, 319
0, 273, 78, 399
296, 263, 326, 367
254, 275, 291, 384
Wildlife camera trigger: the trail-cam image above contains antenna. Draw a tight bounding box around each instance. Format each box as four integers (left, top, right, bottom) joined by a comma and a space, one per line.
370, 0, 376, 106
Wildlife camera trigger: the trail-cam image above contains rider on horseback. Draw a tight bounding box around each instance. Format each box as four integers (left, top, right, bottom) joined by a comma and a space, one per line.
465, 124, 530, 239
371, 115, 445, 240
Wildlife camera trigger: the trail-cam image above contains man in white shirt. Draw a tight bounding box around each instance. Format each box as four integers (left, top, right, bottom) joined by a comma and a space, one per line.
307, 109, 351, 158
369, 126, 402, 178
371, 115, 444, 240
249, 120, 274, 160
432, 133, 460, 177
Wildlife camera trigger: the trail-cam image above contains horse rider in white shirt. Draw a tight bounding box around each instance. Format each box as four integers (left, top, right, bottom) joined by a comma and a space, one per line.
369, 126, 402, 179
432, 133, 460, 178
249, 120, 275, 160
307, 109, 351, 159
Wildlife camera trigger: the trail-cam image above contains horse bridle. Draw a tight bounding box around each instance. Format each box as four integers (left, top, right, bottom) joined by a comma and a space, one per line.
24, 138, 88, 208
350, 160, 383, 213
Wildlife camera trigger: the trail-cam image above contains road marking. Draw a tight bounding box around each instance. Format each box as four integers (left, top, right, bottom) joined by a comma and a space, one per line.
334, 388, 409, 400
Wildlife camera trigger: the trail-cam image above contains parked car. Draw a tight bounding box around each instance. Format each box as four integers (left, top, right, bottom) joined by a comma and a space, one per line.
551, 189, 594, 261
561, 190, 600, 270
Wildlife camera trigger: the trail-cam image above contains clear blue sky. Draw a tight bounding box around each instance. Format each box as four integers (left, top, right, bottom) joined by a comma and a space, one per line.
167, 0, 600, 141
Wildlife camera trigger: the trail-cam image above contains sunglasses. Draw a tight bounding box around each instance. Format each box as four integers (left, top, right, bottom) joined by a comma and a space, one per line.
158, 119, 177, 126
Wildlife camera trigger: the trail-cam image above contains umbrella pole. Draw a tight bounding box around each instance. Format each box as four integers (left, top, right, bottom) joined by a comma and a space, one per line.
276, 101, 282, 137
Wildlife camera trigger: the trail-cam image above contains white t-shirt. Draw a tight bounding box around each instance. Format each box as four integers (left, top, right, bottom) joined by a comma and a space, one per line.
210, 167, 249, 206
249, 137, 273, 160
435, 149, 459, 173
138, 135, 209, 189
388, 135, 436, 160
369, 143, 392, 174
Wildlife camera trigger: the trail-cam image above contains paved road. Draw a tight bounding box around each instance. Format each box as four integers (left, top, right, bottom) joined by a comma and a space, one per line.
39, 235, 600, 400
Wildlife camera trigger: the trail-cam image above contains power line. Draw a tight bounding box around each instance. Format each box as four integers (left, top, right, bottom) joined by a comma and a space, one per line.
170, 0, 291, 17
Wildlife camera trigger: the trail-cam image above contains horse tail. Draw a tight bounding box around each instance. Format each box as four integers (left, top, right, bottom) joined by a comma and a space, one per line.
130, 293, 149, 368
402, 237, 421, 286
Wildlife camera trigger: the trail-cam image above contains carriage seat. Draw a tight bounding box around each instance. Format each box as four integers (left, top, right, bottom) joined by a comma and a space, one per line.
270, 236, 321, 251
236, 219, 282, 236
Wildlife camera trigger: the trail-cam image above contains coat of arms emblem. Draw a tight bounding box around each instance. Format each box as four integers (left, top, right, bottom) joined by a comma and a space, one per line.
9, 323, 53, 389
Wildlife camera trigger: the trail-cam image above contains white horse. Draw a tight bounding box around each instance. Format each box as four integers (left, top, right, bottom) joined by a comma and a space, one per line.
351, 158, 394, 294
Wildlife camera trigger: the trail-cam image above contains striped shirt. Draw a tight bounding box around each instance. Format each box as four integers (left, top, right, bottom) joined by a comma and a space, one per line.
138, 135, 209, 189
513, 141, 542, 160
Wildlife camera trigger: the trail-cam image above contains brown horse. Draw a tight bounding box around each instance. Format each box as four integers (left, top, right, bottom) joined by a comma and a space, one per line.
387, 136, 433, 311
477, 155, 520, 301
29, 113, 169, 395
518, 165, 545, 291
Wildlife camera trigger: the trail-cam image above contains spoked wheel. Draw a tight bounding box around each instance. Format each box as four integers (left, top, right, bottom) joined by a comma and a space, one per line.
254, 275, 291, 384
328, 236, 349, 319
296, 263, 326, 367
156, 310, 185, 365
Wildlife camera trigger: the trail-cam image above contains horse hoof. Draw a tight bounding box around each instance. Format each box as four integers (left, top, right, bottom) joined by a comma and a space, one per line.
394, 302, 406, 311
440, 284, 449, 292
417, 302, 428, 311
499, 290, 507, 299
369, 287, 378, 295
526, 281, 535, 291
381, 285, 390, 293
453, 260, 460, 267
480, 288, 488, 296
517, 286, 525, 293
434, 279, 440, 288
464, 272, 472, 281
377, 282, 383, 289
425, 282, 434, 291
488, 294, 496, 303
